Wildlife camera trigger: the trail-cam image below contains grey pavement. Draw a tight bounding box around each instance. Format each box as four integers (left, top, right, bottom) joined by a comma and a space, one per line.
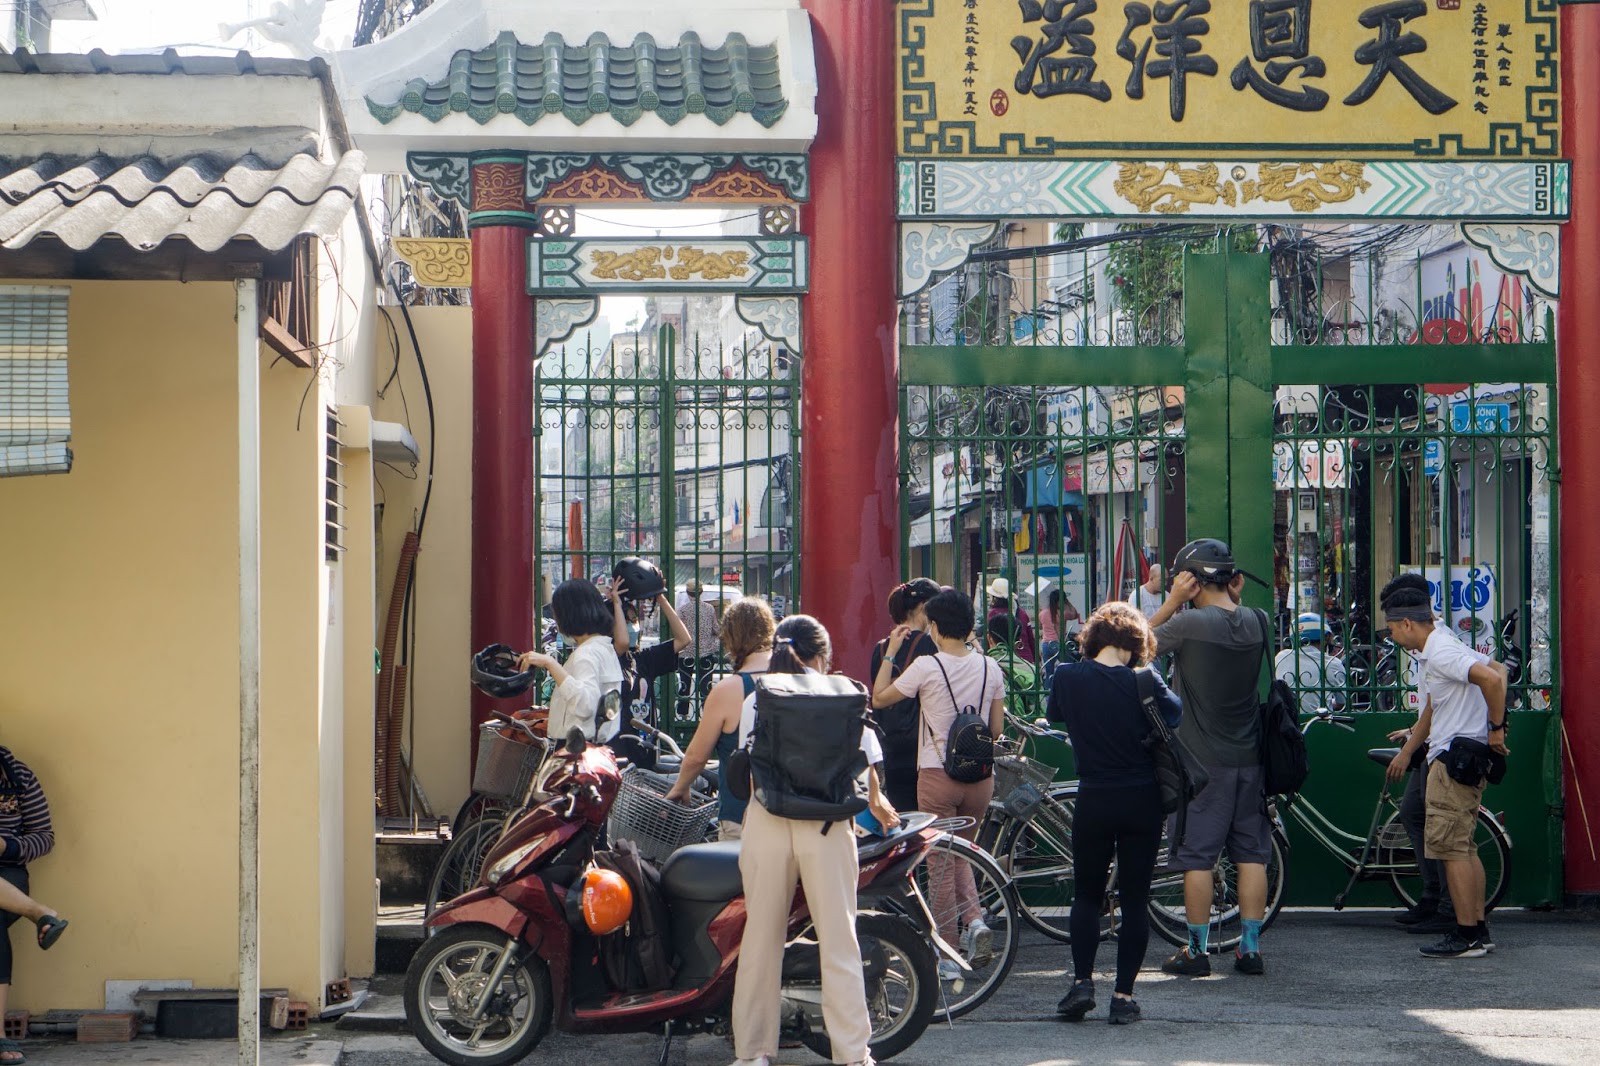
17, 910, 1600, 1065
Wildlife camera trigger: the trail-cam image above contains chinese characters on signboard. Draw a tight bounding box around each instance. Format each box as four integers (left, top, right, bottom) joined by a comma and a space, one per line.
902, 0, 1557, 159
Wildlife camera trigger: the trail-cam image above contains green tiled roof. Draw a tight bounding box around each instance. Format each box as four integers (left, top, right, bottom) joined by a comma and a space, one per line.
367, 30, 788, 129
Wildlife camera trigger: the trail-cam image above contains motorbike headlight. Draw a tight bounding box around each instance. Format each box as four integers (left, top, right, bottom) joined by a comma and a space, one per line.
485, 837, 545, 886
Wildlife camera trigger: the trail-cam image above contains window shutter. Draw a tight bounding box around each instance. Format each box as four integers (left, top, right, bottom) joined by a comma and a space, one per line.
0, 286, 72, 477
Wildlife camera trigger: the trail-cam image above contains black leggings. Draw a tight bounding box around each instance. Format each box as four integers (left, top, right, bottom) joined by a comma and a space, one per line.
1070, 785, 1164, 996
0, 864, 28, 985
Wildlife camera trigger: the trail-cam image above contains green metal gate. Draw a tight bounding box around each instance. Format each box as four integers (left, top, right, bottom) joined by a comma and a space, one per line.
900, 244, 1561, 906
534, 311, 799, 728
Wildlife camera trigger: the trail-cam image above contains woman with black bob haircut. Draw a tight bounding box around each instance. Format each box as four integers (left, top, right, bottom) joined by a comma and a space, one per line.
873, 588, 1005, 982
729, 615, 897, 1066
518, 578, 624, 743
1045, 601, 1181, 1025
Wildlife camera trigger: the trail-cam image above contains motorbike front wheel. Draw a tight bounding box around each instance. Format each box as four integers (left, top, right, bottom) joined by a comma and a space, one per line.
404, 923, 551, 1066
790, 912, 938, 1063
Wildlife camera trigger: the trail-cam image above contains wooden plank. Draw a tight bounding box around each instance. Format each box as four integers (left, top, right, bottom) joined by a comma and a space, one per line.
260, 314, 317, 369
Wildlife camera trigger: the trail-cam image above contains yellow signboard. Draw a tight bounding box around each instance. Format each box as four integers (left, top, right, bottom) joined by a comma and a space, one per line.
899, 0, 1560, 160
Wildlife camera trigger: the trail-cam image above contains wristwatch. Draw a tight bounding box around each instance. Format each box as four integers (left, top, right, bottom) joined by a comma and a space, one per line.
1489, 720, 1508, 733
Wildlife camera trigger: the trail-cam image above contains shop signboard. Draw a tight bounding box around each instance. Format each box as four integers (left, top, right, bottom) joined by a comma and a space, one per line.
1016, 554, 1090, 621
1424, 438, 1444, 477
1424, 561, 1500, 655
897, 0, 1566, 221
1450, 400, 1514, 433
1273, 439, 1347, 490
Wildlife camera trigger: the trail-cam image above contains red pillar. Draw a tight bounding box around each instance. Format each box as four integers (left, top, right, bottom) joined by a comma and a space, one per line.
1559, 3, 1600, 899
800, 0, 900, 681
469, 160, 536, 737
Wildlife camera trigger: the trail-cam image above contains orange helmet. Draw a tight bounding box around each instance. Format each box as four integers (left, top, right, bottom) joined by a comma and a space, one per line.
581, 868, 633, 936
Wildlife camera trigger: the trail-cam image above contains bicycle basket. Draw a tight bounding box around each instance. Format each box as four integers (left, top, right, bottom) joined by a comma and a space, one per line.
606, 766, 717, 865
472, 724, 549, 804
993, 754, 1056, 820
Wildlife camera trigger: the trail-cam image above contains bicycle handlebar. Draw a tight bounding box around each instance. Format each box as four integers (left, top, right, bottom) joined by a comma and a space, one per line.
632, 720, 687, 760
1302, 708, 1359, 734
486, 708, 546, 743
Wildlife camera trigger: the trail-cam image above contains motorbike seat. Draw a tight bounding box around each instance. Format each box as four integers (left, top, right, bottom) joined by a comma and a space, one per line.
660, 842, 743, 903
1367, 747, 1402, 768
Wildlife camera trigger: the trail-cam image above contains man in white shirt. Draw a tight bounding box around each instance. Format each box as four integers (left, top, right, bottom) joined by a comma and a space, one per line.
677, 579, 722, 716
1272, 613, 1348, 714
1135, 565, 1164, 620
1381, 575, 1508, 960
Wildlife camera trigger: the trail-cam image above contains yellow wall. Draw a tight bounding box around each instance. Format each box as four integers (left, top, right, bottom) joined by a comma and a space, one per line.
0, 276, 373, 1010
373, 306, 473, 819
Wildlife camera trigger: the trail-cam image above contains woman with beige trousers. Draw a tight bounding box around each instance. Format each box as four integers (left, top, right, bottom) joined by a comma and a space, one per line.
729, 614, 899, 1066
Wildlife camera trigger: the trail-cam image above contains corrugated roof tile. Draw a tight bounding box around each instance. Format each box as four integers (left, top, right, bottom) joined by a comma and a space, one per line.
0, 150, 364, 254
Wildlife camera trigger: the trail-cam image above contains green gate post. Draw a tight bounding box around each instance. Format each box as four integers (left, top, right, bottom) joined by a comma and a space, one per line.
1182, 252, 1274, 613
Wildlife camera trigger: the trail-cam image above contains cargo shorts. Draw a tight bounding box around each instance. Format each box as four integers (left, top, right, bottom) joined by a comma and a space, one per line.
1167, 764, 1274, 870
1424, 758, 1484, 862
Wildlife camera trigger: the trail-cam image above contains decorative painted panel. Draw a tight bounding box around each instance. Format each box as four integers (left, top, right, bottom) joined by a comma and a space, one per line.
898, 158, 1569, 221
527, 238, 809, 294
899, 0, 1559, 160
392, 238, 473, 287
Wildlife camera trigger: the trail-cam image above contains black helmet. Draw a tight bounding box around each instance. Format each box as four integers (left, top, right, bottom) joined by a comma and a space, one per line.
611, 557, 665, 600
1173, 538, 1238, 585
470, 643, 535, 699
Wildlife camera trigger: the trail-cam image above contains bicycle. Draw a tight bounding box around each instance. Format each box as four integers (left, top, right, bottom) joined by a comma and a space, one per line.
1047, 707, 1511, 954
971, 713, 1086, 943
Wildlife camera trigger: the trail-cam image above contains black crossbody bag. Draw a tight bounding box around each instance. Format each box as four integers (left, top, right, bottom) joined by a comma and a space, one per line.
1134, 668, 1210, 844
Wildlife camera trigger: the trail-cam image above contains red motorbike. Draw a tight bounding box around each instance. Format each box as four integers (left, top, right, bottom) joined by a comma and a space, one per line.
404, 727, 942, 1066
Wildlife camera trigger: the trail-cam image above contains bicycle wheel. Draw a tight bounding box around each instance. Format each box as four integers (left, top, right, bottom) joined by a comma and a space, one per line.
913, 835, 1020, 1022
1147, 826, 1288, 953
1379, 807, 1512, 912
1001, 784, 1113, 944
425, 813, 509, 919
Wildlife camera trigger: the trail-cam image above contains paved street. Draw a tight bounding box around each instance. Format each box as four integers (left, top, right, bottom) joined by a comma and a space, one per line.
329, 909, 1600, 1066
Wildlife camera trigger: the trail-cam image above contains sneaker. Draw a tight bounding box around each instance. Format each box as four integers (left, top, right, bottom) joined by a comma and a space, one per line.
1056, 979, 1095, 1021
1234, 950, 1265, 975
1161, 948, 1211, 976
1419, 931, 1488, 959
1406, 912, 1457, 935
1395, 900, 1439, 925
937, 959, 963, 982
1477, 922, 1496, 952
962, 917, 994, 963
1108, 997, 1142, 1025
846, 1058, 877, 1066
729, 1058, 771, 1066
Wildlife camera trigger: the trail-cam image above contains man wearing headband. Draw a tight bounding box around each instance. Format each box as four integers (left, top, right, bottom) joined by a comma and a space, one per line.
1380, 574, 1508, 960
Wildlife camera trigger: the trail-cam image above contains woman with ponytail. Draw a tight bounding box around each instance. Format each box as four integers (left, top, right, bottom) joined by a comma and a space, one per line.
727, 615, 897, 1066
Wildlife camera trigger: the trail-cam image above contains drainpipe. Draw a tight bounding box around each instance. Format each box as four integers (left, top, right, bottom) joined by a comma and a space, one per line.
235, 276, 262, 1066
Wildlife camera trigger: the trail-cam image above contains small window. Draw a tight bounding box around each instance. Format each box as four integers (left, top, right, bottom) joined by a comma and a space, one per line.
0, 286, 72, 477
325, 409, 345, 561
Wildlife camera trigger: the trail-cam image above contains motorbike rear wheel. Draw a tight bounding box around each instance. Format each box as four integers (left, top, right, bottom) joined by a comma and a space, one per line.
404, 923, 551, 1066
793, 912, 937, 1063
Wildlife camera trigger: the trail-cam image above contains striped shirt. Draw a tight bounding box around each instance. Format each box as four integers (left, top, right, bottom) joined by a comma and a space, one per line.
0, 748, 53, 865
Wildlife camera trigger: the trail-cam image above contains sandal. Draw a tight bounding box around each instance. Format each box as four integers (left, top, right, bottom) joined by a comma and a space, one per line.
34, 915, 67, 951
0, 1036, 25, 1063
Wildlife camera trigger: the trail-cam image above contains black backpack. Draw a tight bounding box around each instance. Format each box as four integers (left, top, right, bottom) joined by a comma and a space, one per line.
749, 673, 871, 822
591, 839, 676, 992
1254, 610, 1311, 796
928, 656, 996, 784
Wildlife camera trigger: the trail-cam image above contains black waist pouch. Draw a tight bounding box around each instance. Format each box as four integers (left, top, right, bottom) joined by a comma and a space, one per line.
1444, 737, 1506, 787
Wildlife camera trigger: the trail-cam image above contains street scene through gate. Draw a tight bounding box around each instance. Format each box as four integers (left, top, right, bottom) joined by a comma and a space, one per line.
0, 0, 1598, 1064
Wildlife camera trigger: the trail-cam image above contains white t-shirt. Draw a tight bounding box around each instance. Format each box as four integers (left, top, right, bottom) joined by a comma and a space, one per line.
1273, 646, 1349, 715
738, 670, 884, 765
892, 650, 1006, 771
548, 637, 624, 743
1417, 625, 1492, 762
1136, 586, 1163, 620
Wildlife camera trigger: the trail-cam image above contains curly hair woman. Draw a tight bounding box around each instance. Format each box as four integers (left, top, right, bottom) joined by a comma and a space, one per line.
1045, 601, 1181, 1025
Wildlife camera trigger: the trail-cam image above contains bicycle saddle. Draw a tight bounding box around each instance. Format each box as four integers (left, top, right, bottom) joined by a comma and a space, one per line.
1367, 747, 1402, 767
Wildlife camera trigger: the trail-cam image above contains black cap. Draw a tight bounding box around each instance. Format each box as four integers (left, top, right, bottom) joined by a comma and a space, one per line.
1173, 538, 1238, 584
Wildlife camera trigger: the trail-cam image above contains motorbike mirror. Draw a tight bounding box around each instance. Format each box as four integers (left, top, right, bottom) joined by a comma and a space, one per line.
598, 690, 621, 723
566, 727, 587, 755
1329, 694, 1347, 712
